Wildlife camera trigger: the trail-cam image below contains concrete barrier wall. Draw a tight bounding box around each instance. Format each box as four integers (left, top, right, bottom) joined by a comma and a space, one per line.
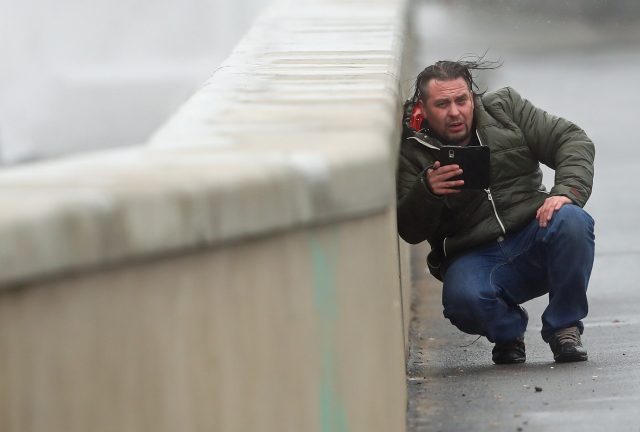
0, 0, 411, 430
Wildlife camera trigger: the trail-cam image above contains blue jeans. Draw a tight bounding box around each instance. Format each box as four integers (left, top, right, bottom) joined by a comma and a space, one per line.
441, 204, 595, 343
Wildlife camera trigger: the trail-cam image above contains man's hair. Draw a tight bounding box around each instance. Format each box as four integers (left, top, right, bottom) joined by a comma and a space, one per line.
413, 57, 502, 102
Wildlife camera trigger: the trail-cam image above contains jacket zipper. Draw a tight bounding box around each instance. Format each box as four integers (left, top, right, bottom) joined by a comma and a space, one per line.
436, 130, 508, 255
485, 189, 506, 234
476, 130, 507, 235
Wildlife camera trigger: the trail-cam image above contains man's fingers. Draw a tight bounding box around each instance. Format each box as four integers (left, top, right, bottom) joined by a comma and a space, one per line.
442, 180, 464, 188
427, 163, 463, 195
537, 199, 552, 227
426, 162, 463, 195
543, 205, 555, 225
431, 179, 464, 195
537, 196, 570, 227
437, 179, 464, 189
435, 172, 463, 183
431, 166, 463, 182
437, 164, 461, 175
546, 208, 555, 222
435, 188, 462, 195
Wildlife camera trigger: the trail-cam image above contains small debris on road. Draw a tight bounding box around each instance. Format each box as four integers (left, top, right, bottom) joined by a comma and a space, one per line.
535, 386, 543, 392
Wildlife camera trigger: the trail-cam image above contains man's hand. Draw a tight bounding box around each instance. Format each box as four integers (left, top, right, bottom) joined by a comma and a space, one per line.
426, 161, 464, 195
536, 195, 572, 228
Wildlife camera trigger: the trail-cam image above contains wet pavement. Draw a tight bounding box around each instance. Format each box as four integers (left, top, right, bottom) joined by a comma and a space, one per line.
406, 1, 640, 431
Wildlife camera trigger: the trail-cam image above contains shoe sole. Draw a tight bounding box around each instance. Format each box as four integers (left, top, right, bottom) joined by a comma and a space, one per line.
554, 353, 588, 363
493, 357, 526, 365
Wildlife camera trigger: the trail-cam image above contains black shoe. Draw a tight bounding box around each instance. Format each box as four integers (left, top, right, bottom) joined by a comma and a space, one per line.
549, 326, 588, 363
492, 336, 526, 364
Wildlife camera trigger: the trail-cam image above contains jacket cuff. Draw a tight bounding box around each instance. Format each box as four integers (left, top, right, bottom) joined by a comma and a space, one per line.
419, 167, 446, 202
550, 184, 587, 207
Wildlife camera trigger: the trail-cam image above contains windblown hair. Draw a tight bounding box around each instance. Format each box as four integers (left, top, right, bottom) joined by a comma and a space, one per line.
413, 56, 502, 102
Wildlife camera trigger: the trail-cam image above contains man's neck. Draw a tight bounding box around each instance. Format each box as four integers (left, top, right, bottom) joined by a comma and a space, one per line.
440, 129, 477, 147
466, 129, 480, 146
457, 135, 472, 147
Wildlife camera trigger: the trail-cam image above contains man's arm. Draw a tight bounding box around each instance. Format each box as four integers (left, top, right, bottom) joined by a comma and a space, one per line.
503, 87, 595, 207
396, 148, 444, 244
396, 147, 461, 244
497, 87, 595, 226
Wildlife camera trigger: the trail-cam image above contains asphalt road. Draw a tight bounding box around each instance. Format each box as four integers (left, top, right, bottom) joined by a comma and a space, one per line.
406, 2, 640, 431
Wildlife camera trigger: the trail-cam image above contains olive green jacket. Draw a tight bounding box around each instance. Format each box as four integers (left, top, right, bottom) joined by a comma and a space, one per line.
396, 87, 595, 280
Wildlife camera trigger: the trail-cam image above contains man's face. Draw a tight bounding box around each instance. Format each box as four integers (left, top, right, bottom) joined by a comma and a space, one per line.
419, 77, 475, 146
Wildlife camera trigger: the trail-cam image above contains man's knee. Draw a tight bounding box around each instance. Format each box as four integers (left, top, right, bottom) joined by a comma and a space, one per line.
549, 204, 595, 240
442, 282, 489, 328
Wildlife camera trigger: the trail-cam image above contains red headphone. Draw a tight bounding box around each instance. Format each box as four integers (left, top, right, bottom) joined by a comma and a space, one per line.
409, 102, 425, 131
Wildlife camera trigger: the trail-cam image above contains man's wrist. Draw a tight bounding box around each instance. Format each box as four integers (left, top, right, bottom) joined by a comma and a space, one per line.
420, 168, 443, 199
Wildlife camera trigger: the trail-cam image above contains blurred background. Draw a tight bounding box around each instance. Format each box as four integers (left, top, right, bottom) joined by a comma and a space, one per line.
0, 0, 268, 165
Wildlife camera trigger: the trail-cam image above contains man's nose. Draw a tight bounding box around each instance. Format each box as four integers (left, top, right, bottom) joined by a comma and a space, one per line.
448, 104, 461, 117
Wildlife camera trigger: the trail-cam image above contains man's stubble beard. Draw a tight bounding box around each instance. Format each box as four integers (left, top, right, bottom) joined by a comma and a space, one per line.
443, 127, 471, 146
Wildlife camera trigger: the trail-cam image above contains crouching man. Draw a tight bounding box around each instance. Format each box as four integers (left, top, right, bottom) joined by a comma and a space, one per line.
396, 60, 595, 364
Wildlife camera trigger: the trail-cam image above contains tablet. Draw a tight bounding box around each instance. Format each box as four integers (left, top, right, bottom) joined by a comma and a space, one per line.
438, 145, 490, 190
